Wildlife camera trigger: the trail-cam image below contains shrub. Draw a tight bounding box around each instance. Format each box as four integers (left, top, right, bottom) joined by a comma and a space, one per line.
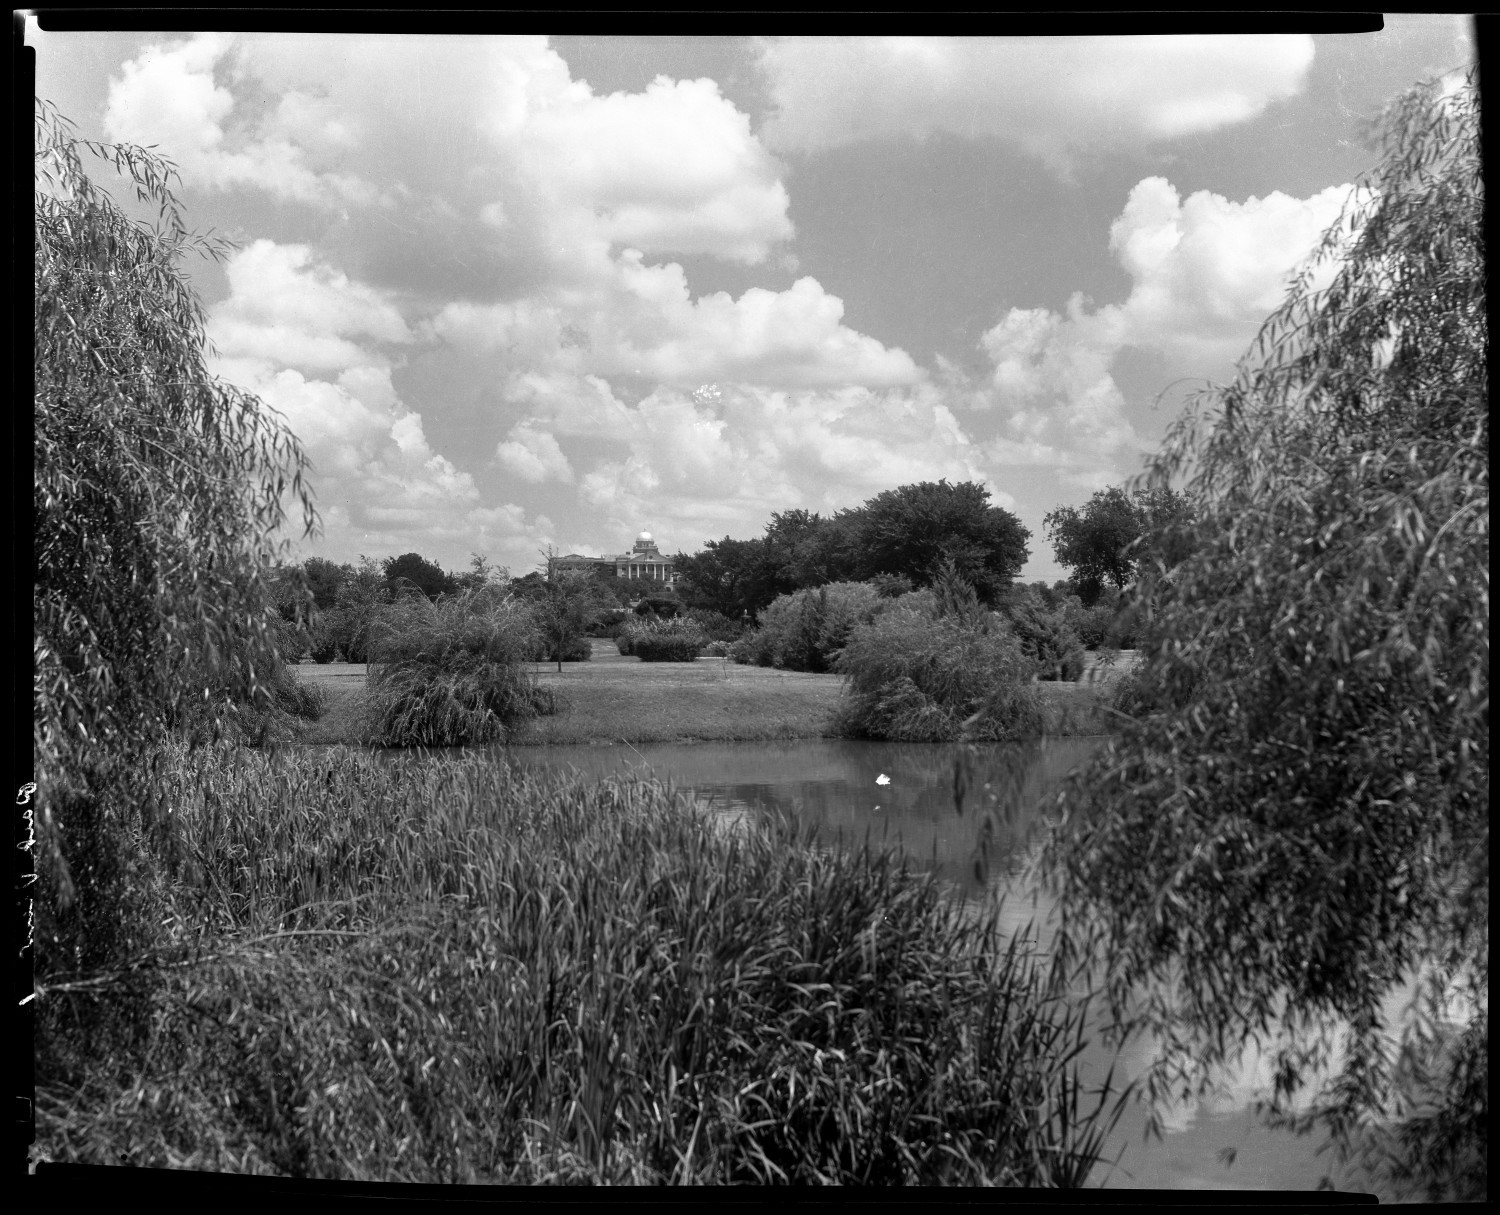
309, 619, 342, 664
531, 634, 592, 663
1003, 593, 1086, 681
633, 594, 682, 619
834, 599, 1044, 742
630, 617, 708, 662
365, 588, 554, 746
744, 582, 883, 673
685, 607, 750, 643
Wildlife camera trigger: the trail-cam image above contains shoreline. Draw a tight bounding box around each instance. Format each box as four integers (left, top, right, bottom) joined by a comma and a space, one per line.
289, 641, 1132, 748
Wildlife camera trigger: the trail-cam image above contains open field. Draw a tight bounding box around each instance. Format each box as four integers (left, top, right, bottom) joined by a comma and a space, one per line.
290, 641, 1139, 746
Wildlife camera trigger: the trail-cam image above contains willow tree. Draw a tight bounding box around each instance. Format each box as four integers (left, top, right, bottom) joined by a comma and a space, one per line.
34, 101, 316, 969
1043, 68, 1485, 1200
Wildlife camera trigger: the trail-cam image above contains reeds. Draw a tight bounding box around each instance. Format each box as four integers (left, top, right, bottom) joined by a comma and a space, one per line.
34, 744, 1125, 1185
364, 588, 554, 746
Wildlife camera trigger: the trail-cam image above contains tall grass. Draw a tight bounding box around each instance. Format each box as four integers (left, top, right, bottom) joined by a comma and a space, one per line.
835, 599, 1045, 742
34, 744, 1125, 1185
364, 587, 553, 746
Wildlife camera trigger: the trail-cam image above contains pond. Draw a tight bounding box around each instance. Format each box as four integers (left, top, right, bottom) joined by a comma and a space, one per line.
493, 736, 1408, 1197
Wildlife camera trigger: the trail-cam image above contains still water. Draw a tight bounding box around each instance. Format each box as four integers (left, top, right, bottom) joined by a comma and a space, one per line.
494, 737, 1404, 1196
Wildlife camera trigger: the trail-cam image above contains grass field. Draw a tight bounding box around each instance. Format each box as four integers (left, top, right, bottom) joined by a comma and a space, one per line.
290, 641, 1137, 746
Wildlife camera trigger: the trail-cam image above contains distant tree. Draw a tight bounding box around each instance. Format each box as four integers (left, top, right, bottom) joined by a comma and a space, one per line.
633, 594, 683, 619
1044, 486, 1192, 607
382, 552, 456, 601
452, 552, 509, 593
327, 556, 390, 664
852, 479, 1029, 604
673, 537, 780, 619
1044, 68, 1486, 1202
530, 564, 613, 671
301, 556, 350, 612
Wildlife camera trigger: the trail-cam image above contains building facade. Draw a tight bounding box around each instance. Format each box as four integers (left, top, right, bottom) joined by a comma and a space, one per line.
549, 531, 679, 584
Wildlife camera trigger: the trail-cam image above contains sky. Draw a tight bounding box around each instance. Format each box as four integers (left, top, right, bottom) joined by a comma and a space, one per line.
28, 21, 1476, 583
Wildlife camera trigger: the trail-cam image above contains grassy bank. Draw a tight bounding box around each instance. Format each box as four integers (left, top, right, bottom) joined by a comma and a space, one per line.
34, 744, 1125, 1184
290, 643, 1134, 747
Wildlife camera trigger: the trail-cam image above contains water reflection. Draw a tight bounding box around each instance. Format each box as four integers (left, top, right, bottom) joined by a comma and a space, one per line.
491, 737, 1400, 1196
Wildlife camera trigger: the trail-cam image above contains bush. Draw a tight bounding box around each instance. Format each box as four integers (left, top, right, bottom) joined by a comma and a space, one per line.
633, 594, 682, 619
1003, 593, 1086, 681
630, 617, 708, 662
834, 599, 1044, 742
743, 582, 883, 673
309, 620, 341, 664
365, 588, 554, 746
531, 634, 593, 663
685, 607, 750, 643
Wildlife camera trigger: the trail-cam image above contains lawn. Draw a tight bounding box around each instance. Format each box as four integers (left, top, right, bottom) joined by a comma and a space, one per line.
289, 642, 1138, 747
292, 640, 846, 746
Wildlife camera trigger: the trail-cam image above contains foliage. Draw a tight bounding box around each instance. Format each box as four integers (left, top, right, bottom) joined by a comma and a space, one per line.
867, 572, 914, 599
526, 567, 616, 673
321, 557, 389, 664
33, 101, 317, 978
633, 593, 683, 619
1042, 68, 1487, 1201
365, 587, 553, 746
382, 551, 457, 601
452, 552, 509, 594
629, 617, 709, 663
672, 535, 780, 619
834, 595, 1044, 742
1044, 486, 1193, 607
852, 480, 1030, 605
739, 582, 883, 673
34, 744, 1125, 1185
1002, 588, 1086, 682
684, 607, 750, 643
298, 556, 350, 611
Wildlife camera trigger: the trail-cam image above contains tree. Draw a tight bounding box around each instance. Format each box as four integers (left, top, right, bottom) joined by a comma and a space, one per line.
1043, 68, 1486, 1201
852, 479, 1029, 604
452, 552, 509, 593
673, 536, 780, 619
1044, 486, 1192, 607
383, 552, 456, 601
34, 102, 316, 957
529, 557, 613, 670
301, 556, 351, 612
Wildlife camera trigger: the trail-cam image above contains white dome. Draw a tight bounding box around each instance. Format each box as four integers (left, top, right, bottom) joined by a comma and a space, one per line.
637, 530, 653, 542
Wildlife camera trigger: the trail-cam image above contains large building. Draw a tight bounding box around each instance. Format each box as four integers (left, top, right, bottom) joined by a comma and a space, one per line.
549, 531, 680, 584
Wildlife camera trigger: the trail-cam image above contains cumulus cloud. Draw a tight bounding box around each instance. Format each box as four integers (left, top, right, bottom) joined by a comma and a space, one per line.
756, 35, 1315, 170
205, 240, 546, 562
499, 374, 997, 547
430, 256, 921, 390
495, 424, 575, 484
974, 175, 1355, 464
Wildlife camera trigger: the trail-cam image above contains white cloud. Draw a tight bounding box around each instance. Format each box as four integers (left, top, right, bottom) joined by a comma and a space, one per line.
973, 175, 1355, 466
756, 35, 1315, 170
430, 256, 921, 389
495, 425, 575, 483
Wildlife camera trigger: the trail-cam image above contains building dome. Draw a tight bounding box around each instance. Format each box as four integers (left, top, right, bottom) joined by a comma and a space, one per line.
637, 530, 653, 543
